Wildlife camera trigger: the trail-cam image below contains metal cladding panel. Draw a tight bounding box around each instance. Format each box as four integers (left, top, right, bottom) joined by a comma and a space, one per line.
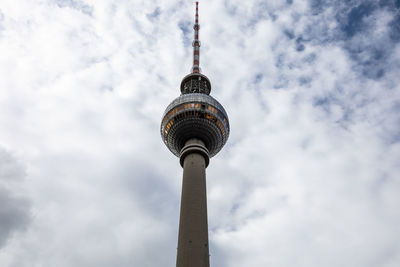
164, 94, 228, 117
161, 93, 230, 157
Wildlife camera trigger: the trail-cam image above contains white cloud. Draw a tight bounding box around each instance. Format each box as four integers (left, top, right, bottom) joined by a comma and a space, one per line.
0, 0, 399, 266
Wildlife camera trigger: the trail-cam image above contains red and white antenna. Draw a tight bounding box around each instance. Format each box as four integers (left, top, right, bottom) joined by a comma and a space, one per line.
192, 1, 201, 73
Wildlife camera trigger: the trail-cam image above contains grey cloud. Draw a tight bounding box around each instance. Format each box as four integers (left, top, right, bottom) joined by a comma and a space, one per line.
0, 188, 30, 247
113, 159, 180, 222
0, 149, 26, 181
0, 148, 31, 248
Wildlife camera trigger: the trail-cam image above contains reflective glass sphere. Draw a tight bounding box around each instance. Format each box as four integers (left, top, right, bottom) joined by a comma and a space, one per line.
161, 93, 229, 158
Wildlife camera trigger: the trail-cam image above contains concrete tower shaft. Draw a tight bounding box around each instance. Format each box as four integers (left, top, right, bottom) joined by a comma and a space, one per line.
176, 139, 210, 267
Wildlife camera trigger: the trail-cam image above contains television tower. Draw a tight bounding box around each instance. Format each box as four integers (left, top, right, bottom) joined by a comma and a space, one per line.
160, 2, 230, 267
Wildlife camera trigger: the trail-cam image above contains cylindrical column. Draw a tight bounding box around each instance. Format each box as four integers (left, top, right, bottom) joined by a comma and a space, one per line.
176, 139, 210, 267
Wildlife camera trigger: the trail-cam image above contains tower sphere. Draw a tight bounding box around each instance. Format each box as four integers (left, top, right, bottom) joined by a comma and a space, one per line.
161, 76, 229, 158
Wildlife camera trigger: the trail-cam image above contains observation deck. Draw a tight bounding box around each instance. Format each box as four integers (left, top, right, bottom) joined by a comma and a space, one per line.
161, 92, 229, 158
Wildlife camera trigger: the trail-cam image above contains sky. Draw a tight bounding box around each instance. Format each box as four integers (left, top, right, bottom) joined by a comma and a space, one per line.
0, 0, 400, 266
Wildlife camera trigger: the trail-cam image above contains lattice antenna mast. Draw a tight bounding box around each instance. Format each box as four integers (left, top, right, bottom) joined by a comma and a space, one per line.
192, 1, 201, 73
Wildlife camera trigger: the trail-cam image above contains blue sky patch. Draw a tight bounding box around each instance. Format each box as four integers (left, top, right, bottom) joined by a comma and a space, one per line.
54, 0, 93, 16
389, 14, 400, 42
178, 19, 192, 47
147, 7, 161, 21
342, 2, 375, 38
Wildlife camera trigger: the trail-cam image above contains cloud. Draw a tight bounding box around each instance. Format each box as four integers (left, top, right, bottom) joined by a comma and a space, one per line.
0, 0, 399, 266
53, 0, 94, 16
0, 148, 31, 248
0, 188, 30, 248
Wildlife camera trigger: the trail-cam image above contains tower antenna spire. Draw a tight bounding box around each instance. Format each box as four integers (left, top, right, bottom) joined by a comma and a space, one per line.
192, 1, 201, 73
